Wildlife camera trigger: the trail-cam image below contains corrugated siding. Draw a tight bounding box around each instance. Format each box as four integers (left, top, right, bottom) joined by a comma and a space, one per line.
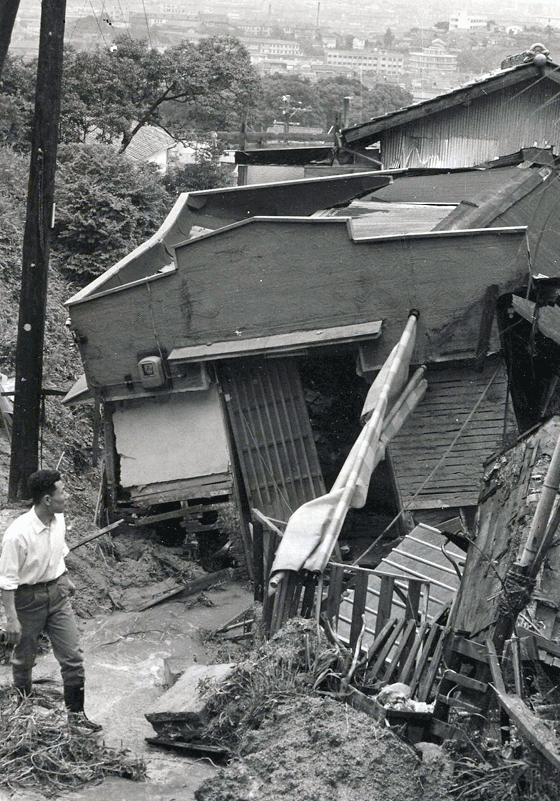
390, 359, 518, 509
221, 357, 326, 521
337, 523, 465, 646
382, 79, 560, 168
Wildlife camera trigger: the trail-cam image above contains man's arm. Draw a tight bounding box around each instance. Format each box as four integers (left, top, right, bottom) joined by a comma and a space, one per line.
1, 589, 21, 644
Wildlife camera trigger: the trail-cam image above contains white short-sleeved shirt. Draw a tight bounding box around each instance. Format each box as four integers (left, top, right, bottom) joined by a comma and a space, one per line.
0, 508, 69, 590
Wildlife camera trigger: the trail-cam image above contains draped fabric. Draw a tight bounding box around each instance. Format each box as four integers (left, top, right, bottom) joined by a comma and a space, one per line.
269, 312, 425, 589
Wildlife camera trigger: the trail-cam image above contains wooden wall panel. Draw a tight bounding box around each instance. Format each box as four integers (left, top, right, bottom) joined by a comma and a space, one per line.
68, 223, 527, 393
450, 417, 560, 636
220, 357, 325, 521
389, 358, 518, 510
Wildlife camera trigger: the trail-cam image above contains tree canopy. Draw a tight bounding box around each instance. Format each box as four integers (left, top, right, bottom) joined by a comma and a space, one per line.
51, 143, 172, 283
254, 74, 412, 131
61, 36, 260, 150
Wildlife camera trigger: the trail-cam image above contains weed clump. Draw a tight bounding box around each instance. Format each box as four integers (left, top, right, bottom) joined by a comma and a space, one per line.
201, 618, 338, 751
0, 684, 146, 795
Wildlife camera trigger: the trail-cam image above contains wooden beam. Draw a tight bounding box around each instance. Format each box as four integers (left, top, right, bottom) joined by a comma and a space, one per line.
69, 519, 124, 551
494, 691, 560, 772
8, 0, 67, 499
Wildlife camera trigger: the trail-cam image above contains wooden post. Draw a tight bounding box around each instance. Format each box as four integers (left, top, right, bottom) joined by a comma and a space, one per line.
0, 0, 21, 75
253, 517, 264, 602
8, 0, 66, 500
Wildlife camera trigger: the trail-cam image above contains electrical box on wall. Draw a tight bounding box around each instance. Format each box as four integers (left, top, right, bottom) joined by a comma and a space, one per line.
138, 355, 166, 389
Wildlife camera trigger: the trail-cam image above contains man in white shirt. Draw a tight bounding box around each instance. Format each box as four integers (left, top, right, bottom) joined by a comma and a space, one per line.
0, 469, 101, 731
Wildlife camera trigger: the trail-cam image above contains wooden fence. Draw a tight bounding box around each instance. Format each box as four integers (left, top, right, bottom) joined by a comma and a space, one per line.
253, 515, 448, 701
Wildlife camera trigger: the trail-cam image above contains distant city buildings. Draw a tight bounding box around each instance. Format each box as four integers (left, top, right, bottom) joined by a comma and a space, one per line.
449, 11, 488, 31
326, 49, 404, 77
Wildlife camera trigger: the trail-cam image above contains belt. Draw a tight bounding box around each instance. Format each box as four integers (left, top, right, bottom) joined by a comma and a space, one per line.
17, 574, 64, 590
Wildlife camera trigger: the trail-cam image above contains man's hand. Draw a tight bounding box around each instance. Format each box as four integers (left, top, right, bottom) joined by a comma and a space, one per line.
4, 616, 22, 645
67, 577, 77, 596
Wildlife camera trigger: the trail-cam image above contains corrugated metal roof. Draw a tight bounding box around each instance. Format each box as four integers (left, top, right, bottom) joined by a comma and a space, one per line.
336, 523, 465, 647
364, 166, 526, 204
342, 60, 559, 146
126, 126, 177, 162
323, 200, 456, 236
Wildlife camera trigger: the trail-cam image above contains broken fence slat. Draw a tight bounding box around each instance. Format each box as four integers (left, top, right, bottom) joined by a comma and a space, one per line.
69, 519, 124, 551
417, 626, 448, 703
349, 571, 369, 652
409, 623, 440, 698
369, 617, 407, 679
399, 621, 429, 686
382, 618, 417, 686
493, 691, 560, 773
363, 616, 399, 667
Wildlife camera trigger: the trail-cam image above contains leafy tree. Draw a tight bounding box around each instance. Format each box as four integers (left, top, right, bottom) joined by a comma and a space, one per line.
163, 136, 235, 197
383, 28, 395, 47
0, 55, 35, 151
51, 143, 171, 284
60, 36, 260, 151
253, 74, 317, 129
315, 77, 412, 128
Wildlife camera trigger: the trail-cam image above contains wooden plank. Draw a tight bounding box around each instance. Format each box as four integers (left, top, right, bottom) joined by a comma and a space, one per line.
369, 617, 407, 678
325, 564, 345, 622
441, 669, 488, 694
146, 737, 229, 759
518, 627, 560, 659
375, 575, 395, 637
435, 694, 483, 715
349, 571, 370, 652
133, 507, 196, 525
452, 636, 489, 663
122, 568, 236, 612
486, 636, 506, 694
69, 519, 124, 551
493, 691, 560, 772
409, 623, 440, 698
364, 616, 400, 666
383, 618, 416, 685
300, 572, 318, 618
253, 518, 264, 602
429, 718, 467, 741
399, 621, 429, 685
418, 626, 448, 702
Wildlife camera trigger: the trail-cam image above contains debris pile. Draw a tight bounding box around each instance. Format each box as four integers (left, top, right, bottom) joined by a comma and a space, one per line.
195, 694, 452, 801
0, 685, 146, 795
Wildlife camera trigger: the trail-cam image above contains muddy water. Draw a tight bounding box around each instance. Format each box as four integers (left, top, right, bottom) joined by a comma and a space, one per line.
0, 581, 253, 801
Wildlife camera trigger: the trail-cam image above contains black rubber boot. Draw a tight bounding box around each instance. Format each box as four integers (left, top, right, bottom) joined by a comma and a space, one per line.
64, 683, 102, 732
13, 669, 32, 705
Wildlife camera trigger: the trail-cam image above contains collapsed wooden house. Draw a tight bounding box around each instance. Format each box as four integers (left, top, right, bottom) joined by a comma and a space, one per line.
64, 153, 560, 574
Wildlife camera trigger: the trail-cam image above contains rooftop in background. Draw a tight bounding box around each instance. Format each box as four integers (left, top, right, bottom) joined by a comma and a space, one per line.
342, 49, 560, 148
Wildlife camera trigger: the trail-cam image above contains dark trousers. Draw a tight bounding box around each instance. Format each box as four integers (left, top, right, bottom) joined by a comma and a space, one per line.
12, 574, 84, 689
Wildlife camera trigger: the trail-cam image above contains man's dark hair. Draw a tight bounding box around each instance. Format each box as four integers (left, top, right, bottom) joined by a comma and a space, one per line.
27, 470, 61, 505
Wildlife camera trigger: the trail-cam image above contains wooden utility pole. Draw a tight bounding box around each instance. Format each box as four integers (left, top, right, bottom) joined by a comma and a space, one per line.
0, 0, 21, 76
8, 0, 66, 501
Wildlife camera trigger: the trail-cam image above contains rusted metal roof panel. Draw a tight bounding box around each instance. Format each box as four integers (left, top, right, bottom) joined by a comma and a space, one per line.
365, 166, 524, 203
324, 200, 455, 236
